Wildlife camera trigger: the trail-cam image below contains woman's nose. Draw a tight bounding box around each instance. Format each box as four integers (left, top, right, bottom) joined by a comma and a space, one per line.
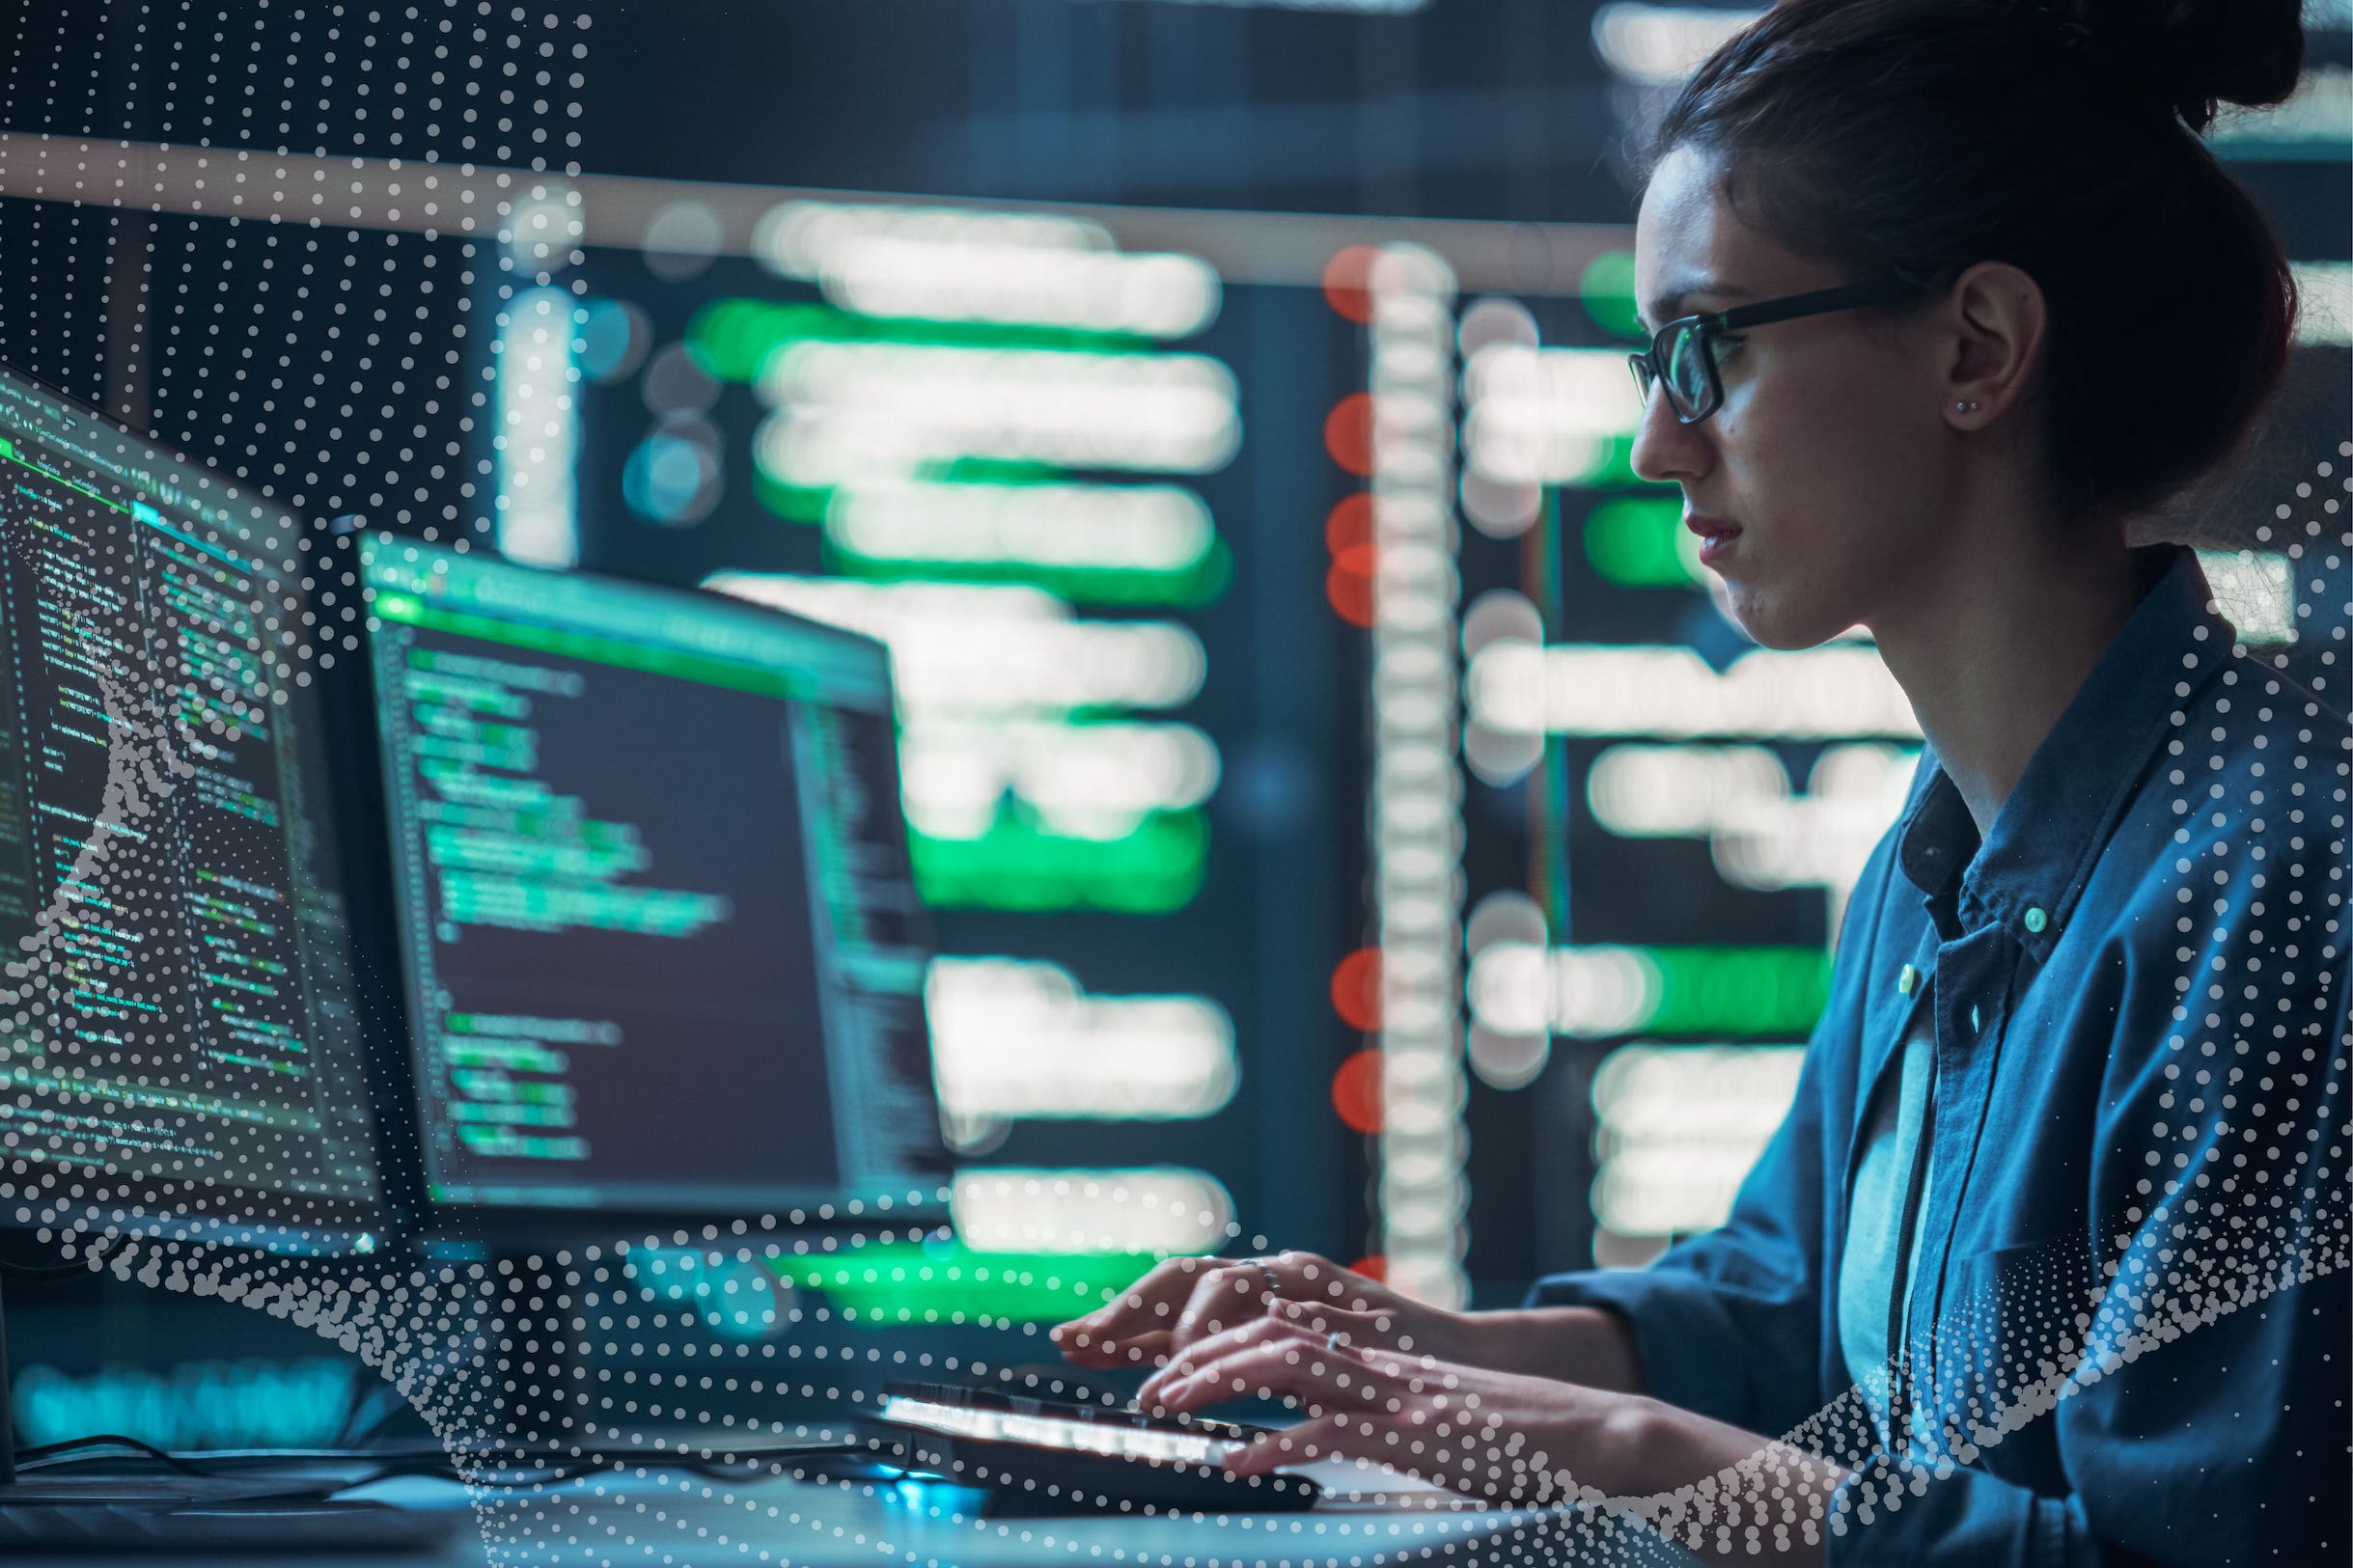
1627, 382, 1711, 486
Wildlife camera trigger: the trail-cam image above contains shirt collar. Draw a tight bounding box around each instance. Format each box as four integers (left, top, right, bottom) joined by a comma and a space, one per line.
1892, 542, 2233, 961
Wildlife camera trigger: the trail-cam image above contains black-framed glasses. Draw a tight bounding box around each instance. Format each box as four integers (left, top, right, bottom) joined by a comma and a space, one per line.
1628, 276, 1928, 425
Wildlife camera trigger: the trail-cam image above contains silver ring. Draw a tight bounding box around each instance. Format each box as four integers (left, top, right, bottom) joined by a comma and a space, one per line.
1322, 1328, 1343, 1355
1256, 1261, 1282, 1304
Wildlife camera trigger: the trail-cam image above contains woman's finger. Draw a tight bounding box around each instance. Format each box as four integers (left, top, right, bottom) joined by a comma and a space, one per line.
1048, 1255, 1233, 1361
1060, 1260, 1274, 1369
1134, 1314, 1324, 1405
1167, 1262, 1284, 1352
1145, 1334, 1398, 1417
1051, 1254, 1212, 1335
1059, 1325, 1176, 1369
1263, 1252, 1401, 1315
1073, 1300, 1354, 1372
1138, 1302, 1412, 1404
1265, 1298, 1408, 1350
1218, 1379, 1577, 1508
1052, 1252, 1387, 1366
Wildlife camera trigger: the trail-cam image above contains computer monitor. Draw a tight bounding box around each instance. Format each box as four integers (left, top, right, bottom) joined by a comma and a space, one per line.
0, 365, 393, 1486
0, 368, 387, 1247
356, 537, 947, 1227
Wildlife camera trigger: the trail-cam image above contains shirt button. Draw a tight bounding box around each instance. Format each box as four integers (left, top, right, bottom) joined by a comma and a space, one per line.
1897, 963, 1918, 995
2024, 906, 2049, 934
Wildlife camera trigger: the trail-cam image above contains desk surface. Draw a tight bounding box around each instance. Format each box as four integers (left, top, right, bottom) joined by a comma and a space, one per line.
449, 1470, 1610, 1568
8, 1464, 1707, 1567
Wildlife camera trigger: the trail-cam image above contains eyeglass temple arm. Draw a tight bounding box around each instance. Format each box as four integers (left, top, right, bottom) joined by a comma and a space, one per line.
1713, 275, 1926, 331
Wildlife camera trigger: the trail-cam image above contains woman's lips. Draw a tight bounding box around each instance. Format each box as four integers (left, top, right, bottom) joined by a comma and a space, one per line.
1685, 513, 1741, 566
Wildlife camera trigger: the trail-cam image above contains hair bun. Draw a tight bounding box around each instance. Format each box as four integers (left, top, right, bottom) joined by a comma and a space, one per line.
2045, 0, 2307, 131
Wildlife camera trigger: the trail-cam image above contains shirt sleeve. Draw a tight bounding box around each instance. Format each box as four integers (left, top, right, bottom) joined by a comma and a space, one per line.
1520, 836, 1890, 1437
1824, 827, 2353, 1566
1522, 1037, 1834, 1435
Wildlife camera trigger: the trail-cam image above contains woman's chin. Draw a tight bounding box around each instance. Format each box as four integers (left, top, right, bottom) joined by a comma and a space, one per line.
1720, 588, 1849, 652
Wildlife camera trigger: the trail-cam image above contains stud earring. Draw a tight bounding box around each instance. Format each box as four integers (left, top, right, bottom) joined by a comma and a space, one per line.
1955, 399, 1980, 413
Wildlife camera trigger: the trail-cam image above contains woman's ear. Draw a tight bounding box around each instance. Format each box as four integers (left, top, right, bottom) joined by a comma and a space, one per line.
1940, 260, 2048, 426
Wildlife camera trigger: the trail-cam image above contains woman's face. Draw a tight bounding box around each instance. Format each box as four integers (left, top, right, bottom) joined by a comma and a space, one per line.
1630, 144, 1956, 649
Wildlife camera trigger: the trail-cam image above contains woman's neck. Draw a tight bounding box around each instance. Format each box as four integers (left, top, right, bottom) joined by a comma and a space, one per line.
1869, 524, 2145, 840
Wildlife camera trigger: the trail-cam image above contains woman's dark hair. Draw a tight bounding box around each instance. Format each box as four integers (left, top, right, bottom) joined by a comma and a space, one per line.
1640, 0, 2308, 526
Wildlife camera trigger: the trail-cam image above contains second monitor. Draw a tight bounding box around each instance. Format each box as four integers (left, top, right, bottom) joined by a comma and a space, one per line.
359, 536, 945, 1223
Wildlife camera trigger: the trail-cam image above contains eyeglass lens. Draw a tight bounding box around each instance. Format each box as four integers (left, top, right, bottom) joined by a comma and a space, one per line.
1630, 323, 1717, 421
1666, 324, 1714, 418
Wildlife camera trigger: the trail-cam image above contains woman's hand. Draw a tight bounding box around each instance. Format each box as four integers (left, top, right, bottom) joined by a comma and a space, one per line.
1051, 1252, 1648, 1393
1134, 1314, 1653, 1502
1047, 1251, 1464, 1373
1059, 1261, 1843, 1554
1133, 1319, 1847, 1558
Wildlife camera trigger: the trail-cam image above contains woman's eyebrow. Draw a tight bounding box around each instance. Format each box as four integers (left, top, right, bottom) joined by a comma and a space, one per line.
1640, 278, 1753, 331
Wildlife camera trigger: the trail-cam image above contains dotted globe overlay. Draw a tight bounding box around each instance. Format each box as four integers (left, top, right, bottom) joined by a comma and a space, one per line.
0, 21, 2339, 1554
2, 448, 2336, 1566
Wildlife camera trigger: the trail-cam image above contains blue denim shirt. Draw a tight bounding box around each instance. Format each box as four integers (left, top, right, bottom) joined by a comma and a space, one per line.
1529, 544, 2351, 1564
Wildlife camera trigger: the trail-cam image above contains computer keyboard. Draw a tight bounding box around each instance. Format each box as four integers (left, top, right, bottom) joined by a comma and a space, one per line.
872, 1378, 1322, 1515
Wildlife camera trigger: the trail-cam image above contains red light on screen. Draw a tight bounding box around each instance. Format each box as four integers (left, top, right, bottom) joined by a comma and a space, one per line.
1322, 245, 1379, 323
1323, 495, 1378, 626
1323, 394, 1375, 477
1324, 493, 1374, 554
1325, 556, 1376, 627
1329, 947, 1382, 1031
1331, 1049, 1384, 1134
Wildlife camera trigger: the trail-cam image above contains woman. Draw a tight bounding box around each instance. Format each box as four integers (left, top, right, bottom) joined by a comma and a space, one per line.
1051, 0, 2349, 1560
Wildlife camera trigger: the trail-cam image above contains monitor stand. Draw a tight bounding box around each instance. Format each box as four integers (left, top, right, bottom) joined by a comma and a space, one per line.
491, 1250, 588, 1450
